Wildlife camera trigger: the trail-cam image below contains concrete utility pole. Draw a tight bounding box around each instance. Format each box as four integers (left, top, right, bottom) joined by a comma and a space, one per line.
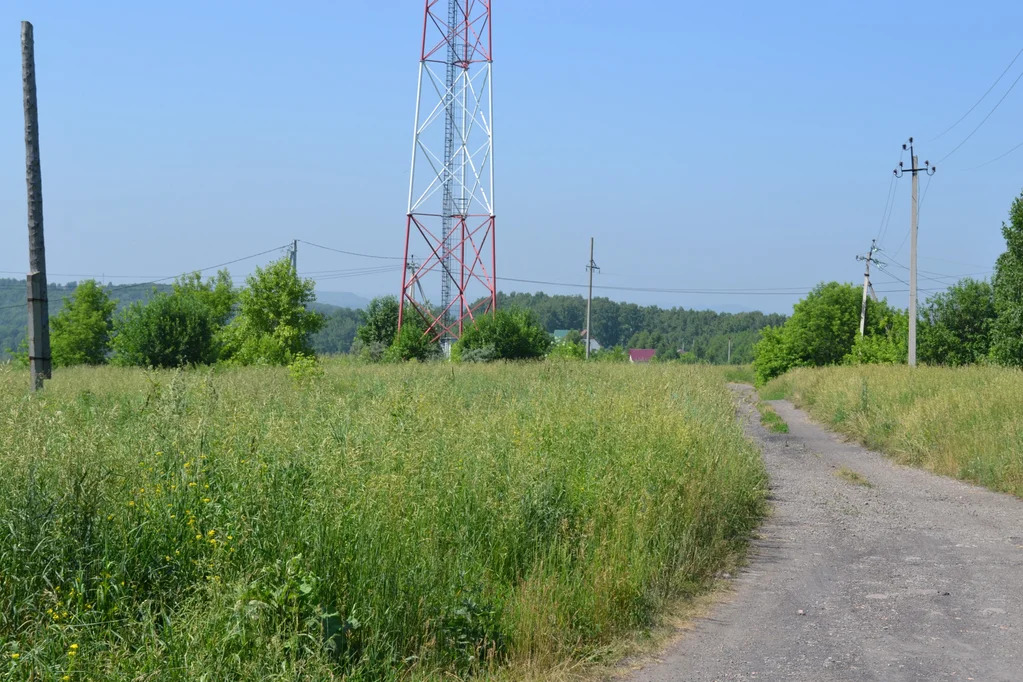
894, 138, 936, 367
856, 239, 881, 337
290, 239, 298, 275
585, 237, 599, 360
727, 337, 732, 364
22, 21, 50, 391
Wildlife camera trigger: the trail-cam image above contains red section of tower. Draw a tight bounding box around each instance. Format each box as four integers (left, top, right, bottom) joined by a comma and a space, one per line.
399, 1, 496, 345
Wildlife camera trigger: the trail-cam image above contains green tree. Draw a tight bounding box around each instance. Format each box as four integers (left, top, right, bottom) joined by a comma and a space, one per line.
384, 309, 439, 362
844, 310, 908, 365
220, 258, 323, 365
451, 309, 551, 361
355, 296, 400, 358
991, 191, 1023, 366
50, 280, 117, 366
753, 282, 898, 383
752, 325, 801, 384
172, 270, 235, 326
112, 291, 219, 367
918, 278, 995, 366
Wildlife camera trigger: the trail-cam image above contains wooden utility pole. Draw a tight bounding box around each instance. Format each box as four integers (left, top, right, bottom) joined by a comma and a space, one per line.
584, 237, 599, 360
22, 21, 50, 391
856, 239, 880, 336
894, 138, 935, 367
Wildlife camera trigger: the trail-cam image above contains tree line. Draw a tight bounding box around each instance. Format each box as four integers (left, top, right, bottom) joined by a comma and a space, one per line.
753, 189, 1023, 383
17, 258, 323, 369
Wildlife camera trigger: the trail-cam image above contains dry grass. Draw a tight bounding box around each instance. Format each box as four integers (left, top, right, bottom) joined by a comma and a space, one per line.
764, 365, 1023, 498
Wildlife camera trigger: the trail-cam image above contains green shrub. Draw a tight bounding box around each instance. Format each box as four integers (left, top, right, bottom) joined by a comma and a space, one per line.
50, 280, 117, 367
112, 290, 219, 367
220, 258, 323, 366
451, 309, 551, 362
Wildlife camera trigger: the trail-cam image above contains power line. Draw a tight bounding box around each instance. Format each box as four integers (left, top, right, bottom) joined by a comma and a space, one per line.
0, 243, 293, 296
964, 138, 1023, 170
299, 240, 403, 261
938, 68, 1023, 164
931, 45, 1023, 141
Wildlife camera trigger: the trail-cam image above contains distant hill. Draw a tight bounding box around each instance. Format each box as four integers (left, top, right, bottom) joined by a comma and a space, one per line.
0, 278, 171, 358
1, 279, 784, 363
0, 277, 367, 360
498, 291, 786, 364
314, 290, 371, 310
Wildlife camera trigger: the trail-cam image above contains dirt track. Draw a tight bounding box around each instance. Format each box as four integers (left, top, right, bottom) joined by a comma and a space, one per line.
624, 384, 1023, 681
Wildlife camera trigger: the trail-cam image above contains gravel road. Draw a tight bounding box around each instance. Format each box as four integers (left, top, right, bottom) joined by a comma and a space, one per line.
624, 384, 1023, 681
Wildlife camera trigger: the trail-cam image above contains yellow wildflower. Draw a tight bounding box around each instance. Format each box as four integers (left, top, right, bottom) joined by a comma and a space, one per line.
127, 501, 135, 507
10, 653, 19, 660
69, 643, 78, 650
195, 534, 202, 540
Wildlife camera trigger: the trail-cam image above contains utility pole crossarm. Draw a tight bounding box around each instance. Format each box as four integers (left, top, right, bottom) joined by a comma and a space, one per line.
857, 239, 879, 337
893, 137, 936, 367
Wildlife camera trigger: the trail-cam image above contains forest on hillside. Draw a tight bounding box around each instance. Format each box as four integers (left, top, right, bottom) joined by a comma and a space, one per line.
2, 277, 784, 364
497, 292, 786, 364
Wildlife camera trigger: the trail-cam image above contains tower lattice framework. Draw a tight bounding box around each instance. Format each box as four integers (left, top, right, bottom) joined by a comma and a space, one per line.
399, 0, 495, 346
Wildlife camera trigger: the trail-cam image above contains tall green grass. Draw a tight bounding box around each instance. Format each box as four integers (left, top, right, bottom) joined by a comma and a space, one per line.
0, 362, 766, 680
764, 365, 1023, 497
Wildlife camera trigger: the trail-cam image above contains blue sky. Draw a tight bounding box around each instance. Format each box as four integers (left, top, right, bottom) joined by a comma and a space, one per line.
1, 1, 1022, 314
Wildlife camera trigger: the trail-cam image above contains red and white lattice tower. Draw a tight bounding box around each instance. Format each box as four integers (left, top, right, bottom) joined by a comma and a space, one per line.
399, 0, 495, 348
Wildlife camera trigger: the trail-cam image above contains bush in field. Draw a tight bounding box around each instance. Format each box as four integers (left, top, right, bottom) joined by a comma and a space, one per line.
355, 296, 400, 351
220, 258, 323, 365
384, 310, 439, 362
753, 282, 900, 383
844, 309, 908, 365
50, 280, 117, 366
991, 191, 1023, 366
919, 278, 995, 366
548, 339, 585, 360
172, 270, 236, 327
112, 290, 220, 368
451, 309, 551, 361
593, 345, 629, 362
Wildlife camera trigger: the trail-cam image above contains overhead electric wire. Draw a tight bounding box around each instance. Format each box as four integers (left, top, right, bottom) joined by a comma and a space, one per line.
938, 68, 1023, 164
964, 138, 1023, 170
0, 243, 293, 296
299, 240, 403, 261
931, 45, 1023, 142
877, 148, 905, 249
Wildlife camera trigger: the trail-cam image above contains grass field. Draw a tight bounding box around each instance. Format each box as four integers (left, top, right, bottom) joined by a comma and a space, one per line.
0, 361, 766, 680
763, 365, 1023, 498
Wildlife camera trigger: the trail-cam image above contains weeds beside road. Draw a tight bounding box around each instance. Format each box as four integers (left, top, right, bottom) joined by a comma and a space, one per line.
764, 365, 1023, 498
0, 361, 766, 680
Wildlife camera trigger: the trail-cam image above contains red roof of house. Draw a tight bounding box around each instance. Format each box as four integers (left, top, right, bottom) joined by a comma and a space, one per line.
628, 349, 656, 363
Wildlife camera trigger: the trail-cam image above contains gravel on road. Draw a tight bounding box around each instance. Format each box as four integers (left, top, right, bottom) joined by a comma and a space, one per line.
624, 384, 1023, 681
